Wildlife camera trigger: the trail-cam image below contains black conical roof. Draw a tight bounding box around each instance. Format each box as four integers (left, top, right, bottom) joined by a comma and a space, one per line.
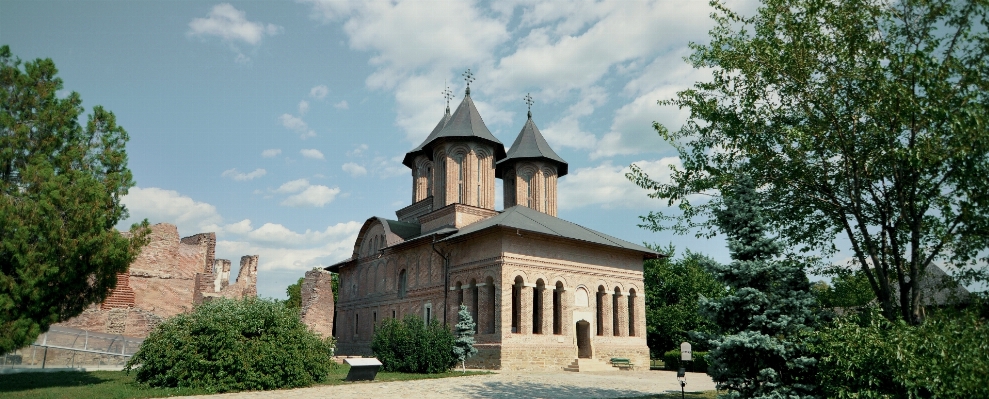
402, 91, 507, 168
495, 112, 568, 177
402, 107, 450, 167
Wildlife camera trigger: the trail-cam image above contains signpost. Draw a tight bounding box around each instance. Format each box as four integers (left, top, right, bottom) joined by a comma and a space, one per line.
677, 342, 692, 399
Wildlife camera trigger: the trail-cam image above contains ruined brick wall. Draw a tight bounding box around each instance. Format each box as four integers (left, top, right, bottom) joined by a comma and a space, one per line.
300, 269, 335, 338
55, 223, 257, 339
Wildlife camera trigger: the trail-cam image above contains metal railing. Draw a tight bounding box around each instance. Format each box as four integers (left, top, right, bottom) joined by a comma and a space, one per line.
1, 326, 144, 370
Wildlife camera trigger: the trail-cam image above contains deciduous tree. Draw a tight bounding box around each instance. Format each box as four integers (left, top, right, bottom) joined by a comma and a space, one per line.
0, 45, 148, 353
628, 0, 989, 324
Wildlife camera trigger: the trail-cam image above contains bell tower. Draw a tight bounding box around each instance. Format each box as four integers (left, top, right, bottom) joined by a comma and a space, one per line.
496, 94, 568, 216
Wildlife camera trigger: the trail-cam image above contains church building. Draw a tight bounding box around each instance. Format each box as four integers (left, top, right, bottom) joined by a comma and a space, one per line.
328, 75, 659, 371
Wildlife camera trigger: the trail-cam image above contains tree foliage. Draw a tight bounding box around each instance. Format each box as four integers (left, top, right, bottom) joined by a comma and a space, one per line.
699, 178, 819, 398
125, 298, 335, 392
811, 270, 876, 309
628, 0, 989, 324
284, 277, 304, 310
452, 304, 477, 373
370, 315, 455, 374
643, 246, 725, 355
813, 305, 989, 398
0, 45, 148, 353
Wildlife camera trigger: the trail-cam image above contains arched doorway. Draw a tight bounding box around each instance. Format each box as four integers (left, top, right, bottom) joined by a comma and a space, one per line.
576, 320, 592, 358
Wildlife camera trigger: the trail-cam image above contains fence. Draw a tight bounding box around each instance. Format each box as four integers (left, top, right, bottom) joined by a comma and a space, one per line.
0, 326, 144, 371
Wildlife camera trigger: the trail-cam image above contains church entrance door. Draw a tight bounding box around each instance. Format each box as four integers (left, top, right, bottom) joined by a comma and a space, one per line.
576, 320, 591, 358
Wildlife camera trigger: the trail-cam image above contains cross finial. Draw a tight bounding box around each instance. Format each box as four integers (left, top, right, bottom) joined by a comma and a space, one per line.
442, 81, 454, 112
524, 93, 534, 119
463, 68, 475, 95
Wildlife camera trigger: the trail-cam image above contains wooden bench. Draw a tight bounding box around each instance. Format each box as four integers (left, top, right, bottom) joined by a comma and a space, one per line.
610, 357, 634, 370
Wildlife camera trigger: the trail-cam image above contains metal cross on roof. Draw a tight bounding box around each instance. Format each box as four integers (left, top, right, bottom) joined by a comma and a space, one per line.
463, 68, 475, 94
442, 82, 454, 110
524, 93, 534, 118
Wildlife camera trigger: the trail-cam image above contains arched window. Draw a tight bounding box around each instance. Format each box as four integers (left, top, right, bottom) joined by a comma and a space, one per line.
455, 155, 465, 203
470, 279, 479, 333
512, 276, 523, 333
524, 173, 534, 207
628, 288, 637, 337
533, 279, 545, 334
398, 269, 407, 298
543, 173, 549, 212
596, 286, 606, 336
553, 281, 563, 335
425, 164, 433, 198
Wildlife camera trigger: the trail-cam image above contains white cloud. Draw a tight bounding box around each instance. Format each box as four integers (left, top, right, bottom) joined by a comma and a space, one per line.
557, 158, 682, 210
300, 149, 325, 159
334, 100, 349, 109
310, 84, 329, 99
221, 168, 267, 181
347, 144, 369, 157
279, 113, 316, 139
342, 162, 367, 177
261, 148, 282, 158
187, 3, 282, 62
118, 187, 223, 234
217, 219, 361, 271
298, 100, 310, 115
281, 185, 341, 208
275, 178, 310, 194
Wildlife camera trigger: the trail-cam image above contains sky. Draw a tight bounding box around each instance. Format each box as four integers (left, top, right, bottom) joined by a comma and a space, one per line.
0, 0, 766, 299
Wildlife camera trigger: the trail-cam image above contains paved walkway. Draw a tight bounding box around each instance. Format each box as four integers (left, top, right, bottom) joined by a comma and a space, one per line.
177, 370, 716, 399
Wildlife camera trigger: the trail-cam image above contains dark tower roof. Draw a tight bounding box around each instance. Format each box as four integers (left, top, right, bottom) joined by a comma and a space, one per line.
402, 90, 506, 168
402, 107, 451, 167
495, 111, 568, 177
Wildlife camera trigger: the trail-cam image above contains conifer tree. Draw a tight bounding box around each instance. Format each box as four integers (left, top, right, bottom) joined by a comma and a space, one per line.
698, 177, 819, 398
451, 304, 477, 373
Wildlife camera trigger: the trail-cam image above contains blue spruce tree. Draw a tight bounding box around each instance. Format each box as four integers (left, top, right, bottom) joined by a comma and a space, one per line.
698, 177, 819, 398
452, 304, 478, 373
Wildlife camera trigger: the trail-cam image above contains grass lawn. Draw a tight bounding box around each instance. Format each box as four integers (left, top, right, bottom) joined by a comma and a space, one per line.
0, 365, 488, 399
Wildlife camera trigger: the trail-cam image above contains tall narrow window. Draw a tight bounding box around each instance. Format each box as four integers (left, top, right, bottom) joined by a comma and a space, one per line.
456, 156, 464, 203
354, 312, 359, 336
628, 289, 637, 337
426, 165, 432, 198
476, 156, 482, 206
553, 282, 563, 335
373, 311, 377, 332
533, 281, 543, 334
512, 277, 523, 333
596, 287, 605, 336
526, 174, 534, 207
424, 304, 432, 323
398, 269, 407, 298
392, 309, 396, 319
543, 174, 549, 212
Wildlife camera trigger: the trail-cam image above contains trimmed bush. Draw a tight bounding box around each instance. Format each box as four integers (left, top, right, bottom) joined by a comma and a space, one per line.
371, 315, 455, 373
125, 298, 335, 392
663, 349, 709, 373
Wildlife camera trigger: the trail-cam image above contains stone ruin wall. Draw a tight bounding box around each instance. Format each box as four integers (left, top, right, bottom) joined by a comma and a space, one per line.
54, 223, 259, 339
300, 269, 335, 338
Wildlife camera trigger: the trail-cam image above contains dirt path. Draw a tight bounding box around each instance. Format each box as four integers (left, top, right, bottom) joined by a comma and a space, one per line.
177, 370, 716, 399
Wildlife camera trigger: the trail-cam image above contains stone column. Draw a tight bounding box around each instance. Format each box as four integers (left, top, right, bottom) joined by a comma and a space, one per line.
635, 293, 646, 338
599, 291, 612, 336
519, 283, 533, 334
541, 286, 553, 335
476, 282, 490, 334
560, 287, 572, 337
615, 291, 628, 337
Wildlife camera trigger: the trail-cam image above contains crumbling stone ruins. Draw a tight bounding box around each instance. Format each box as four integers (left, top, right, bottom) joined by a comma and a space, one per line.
299, 269, 336, 338
55, 223, 259, 338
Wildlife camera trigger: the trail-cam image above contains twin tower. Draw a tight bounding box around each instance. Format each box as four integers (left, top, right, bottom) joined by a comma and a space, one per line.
400, 84, 568, 219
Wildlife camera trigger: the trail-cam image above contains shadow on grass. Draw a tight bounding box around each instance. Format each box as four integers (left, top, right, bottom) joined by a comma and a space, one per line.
0, 371, 107, 393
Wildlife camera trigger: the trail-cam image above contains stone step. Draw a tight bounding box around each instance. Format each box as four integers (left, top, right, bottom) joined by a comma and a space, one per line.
562, 358, 618, 372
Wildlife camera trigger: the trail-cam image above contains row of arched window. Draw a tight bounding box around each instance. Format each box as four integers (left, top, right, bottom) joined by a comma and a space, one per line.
508, 277, 638, 337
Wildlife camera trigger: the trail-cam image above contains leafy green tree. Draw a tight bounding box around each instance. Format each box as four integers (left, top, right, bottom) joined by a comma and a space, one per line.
699, 178, 819, 398
284, 277, 304, 310
452, 304, 477, 373
370, 314, 455, 373
811, 270, 875, 309
0, 45, 148, 353
628, 0, 989, 324
126, 298, 335, 392
643, 246, 725, 355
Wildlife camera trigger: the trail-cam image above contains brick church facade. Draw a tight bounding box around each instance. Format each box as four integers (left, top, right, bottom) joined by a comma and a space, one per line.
329, 82, 658, 371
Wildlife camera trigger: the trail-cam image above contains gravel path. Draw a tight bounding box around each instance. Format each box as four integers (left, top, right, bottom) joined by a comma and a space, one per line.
176, 370, 716, 399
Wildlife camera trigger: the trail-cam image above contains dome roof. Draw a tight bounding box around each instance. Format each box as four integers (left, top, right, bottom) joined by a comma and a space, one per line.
495, 112, 568, 177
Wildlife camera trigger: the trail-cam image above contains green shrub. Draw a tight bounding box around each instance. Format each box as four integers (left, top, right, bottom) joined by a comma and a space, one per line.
663, 349, 709, 373
814, 306, 989, 398
371, 315, 454, 373
125, 298, 335, 392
